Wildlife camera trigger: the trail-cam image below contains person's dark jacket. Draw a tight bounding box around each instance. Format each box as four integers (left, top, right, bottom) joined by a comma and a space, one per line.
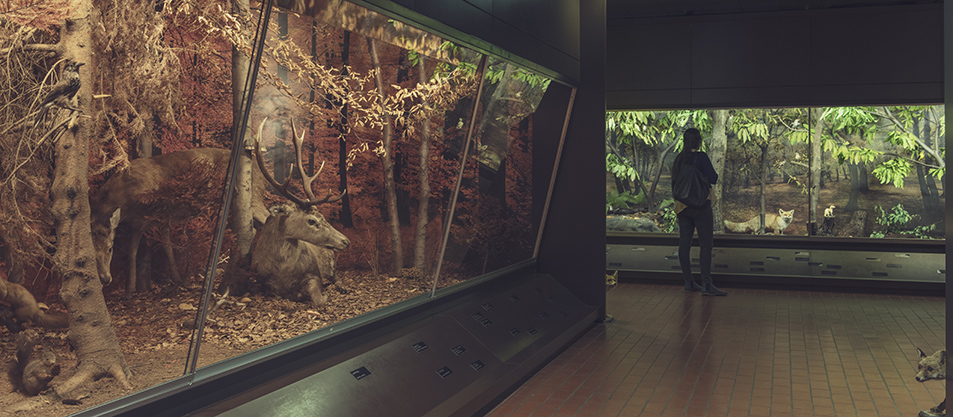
672, 151, 718, 189
671, 151, 717, 212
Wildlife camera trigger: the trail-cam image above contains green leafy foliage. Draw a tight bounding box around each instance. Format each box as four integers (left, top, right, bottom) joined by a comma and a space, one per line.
606, 190, 644, 212
658, 199, 678, 233
870, 204, 918, 238
606, 153, 637, 183
871, 159, 911, 188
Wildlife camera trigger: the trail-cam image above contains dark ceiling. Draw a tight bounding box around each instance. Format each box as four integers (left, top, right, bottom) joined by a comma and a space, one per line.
606, 0, 941, 19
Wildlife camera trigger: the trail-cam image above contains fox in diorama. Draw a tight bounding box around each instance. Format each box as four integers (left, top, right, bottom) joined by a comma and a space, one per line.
723, 209, 794, 235
915, 347, 946, 417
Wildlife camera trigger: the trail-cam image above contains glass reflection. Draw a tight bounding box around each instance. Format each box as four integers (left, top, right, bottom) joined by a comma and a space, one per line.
191, 0, 560, 369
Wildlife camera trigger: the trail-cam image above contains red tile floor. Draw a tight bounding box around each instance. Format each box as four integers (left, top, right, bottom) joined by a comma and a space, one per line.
486, 283, 945, 417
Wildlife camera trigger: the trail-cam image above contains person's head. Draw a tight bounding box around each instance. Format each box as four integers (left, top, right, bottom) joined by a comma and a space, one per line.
682, 128, 702, 152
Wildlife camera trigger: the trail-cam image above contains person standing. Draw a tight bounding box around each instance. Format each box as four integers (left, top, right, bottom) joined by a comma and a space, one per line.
671, 128, 727, 296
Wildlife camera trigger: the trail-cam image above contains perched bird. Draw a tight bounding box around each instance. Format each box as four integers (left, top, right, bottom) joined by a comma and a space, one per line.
35, 60, 84, 127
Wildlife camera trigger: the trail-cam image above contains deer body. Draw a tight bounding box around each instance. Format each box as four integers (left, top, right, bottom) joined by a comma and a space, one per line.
248, 118, 349, 307
251, 204, 349, 307
90, 148, 269, 294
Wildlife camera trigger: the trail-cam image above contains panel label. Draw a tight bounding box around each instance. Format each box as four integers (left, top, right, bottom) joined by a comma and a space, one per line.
412, 342, 429, 352
350, 366, 371, 381
437, 366, 453, 378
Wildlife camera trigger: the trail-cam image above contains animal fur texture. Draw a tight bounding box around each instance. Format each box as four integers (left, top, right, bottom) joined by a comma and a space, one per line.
723, 209, 794, 235
0, 280, 67, 330
250, 204, 350, 307
8, 329, 60, 396
916, 347, 946, 416
89, 148, 270, 289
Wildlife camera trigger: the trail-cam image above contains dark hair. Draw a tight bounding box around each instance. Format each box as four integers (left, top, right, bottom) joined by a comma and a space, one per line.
682, 128, 702, 153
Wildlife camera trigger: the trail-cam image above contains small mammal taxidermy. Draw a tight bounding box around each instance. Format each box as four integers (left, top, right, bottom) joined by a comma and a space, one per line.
8, 329, 60, 396
723, 209, 794, 235
915, 347, 946, 416
0, 280, 68, 329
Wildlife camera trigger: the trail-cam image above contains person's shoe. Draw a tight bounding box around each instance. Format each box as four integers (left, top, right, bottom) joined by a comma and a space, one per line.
684, 280, 703, 292
702, 282, 728, 296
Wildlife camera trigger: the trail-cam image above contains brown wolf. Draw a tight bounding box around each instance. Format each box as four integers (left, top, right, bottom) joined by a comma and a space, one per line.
916, 347, 946, 416
724, 209, 794, 235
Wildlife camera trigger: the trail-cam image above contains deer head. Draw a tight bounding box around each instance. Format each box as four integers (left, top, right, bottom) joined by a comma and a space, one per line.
90, 208, 121, 286
253, 117, 349, 250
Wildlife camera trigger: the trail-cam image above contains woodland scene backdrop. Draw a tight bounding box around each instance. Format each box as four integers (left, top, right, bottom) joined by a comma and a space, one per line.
606, 107, 945, 239
0, 0, 554, 415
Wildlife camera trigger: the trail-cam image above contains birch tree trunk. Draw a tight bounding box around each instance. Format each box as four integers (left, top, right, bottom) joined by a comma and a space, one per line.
413, 55, 431, 272
52, 0, 131, 398
808, 108, 824, 234
367, 37, 403, 273
709, 110, 728, 232
231, 0, 254, 256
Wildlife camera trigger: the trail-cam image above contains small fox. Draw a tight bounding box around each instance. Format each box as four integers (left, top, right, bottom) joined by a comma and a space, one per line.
724, 209, 794, 235
916, 347, 946, 416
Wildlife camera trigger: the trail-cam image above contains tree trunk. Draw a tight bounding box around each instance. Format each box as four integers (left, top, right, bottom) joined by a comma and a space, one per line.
53, 0, 131, 397
759, 144, 767, 234
857, 164, 869, 191
231, 0, 254, 256
413, 55, 431, 272
709, 110, 728, 232
846, 163, 860, 212
137, 108, 156, 290
647, 138, 677, 209
808, 108, 823, 235
916, 115, 942, 220
337, 31, 353, 228
367, 37, 402, 273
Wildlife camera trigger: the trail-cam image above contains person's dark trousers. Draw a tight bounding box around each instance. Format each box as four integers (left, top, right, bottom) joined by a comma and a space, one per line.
677, 202, 716, 293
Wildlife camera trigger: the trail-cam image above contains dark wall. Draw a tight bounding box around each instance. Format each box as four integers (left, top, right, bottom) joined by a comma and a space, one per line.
535, 2, 607, 318
608, 4, 942, 109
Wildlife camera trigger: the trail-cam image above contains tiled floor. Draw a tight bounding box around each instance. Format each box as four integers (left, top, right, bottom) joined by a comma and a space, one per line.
486, 282, 946, 417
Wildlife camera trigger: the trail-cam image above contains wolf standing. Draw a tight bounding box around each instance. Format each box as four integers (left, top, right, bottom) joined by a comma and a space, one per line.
671, 128, 726, 296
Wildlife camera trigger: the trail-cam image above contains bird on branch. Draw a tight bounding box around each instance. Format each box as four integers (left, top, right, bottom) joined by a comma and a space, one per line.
34, 60, 84, 128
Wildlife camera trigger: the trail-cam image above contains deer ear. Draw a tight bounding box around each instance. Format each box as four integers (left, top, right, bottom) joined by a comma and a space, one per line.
109, 208, 121, 229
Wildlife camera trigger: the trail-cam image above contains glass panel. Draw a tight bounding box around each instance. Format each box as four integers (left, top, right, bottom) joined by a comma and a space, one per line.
437, 58, 551, 282
7, 1, 571, 415
606, 106, 946, 239
196, 0, 561, 368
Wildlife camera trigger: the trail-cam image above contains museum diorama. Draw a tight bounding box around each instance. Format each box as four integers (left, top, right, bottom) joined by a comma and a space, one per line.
0, 0, 594, 415
605, 106, 946, 288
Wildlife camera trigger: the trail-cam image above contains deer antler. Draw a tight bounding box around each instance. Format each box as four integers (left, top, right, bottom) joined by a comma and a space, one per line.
254, 117, 346, 208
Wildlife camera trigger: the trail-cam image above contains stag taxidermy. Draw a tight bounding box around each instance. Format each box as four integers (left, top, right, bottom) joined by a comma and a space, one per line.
250, 118, 349, 308
89, 148, 269, 296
